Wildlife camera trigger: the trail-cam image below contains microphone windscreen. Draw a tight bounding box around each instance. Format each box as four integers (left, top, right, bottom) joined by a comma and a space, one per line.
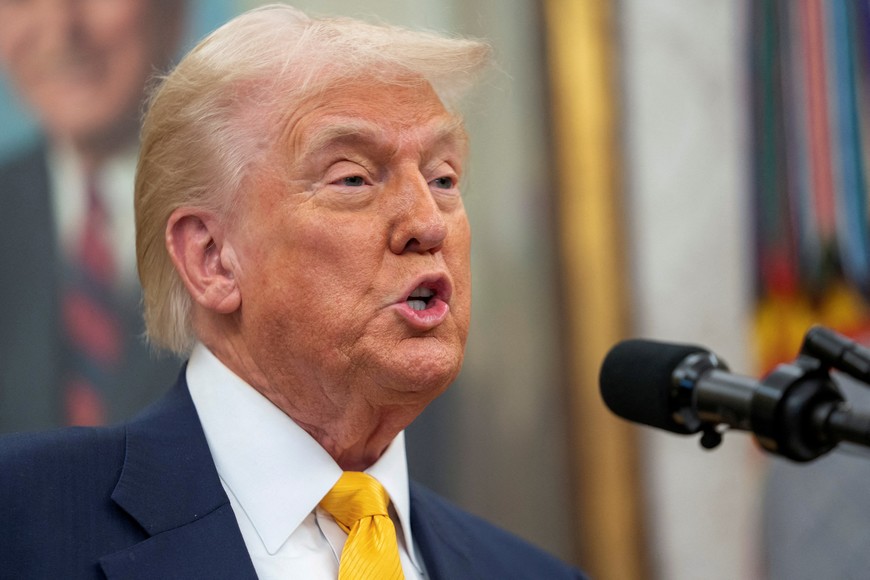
599, 339, 708, 434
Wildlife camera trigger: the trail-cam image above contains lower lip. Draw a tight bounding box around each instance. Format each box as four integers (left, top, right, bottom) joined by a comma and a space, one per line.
393, 298, 450, 330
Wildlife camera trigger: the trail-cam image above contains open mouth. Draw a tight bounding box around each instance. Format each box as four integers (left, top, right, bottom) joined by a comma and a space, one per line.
395, 275, 452, 329
407, 286, 437, 311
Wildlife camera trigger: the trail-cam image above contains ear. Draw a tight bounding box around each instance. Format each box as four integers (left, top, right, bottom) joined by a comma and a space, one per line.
165, 208, 241, 314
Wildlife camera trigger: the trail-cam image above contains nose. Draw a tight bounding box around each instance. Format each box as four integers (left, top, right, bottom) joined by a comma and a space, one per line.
388, 174, 448, 255
40, 0, 82, 50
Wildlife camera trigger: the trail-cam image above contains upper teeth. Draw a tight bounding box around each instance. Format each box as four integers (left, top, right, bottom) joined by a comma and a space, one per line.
409, 287, 435, 299
407, 286, 435, 311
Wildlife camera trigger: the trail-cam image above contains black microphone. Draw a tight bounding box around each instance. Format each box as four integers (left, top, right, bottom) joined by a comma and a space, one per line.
599, 337, 870, 462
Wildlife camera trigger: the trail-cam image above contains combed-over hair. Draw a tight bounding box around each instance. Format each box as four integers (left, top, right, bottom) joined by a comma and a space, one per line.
135, 3, 491, 354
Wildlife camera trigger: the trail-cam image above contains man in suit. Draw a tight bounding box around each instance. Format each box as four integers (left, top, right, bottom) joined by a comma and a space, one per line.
0, 5, 585, 579
0, 0, 186, 431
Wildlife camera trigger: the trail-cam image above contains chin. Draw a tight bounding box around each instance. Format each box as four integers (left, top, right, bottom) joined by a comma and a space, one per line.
383, 344, 463, 396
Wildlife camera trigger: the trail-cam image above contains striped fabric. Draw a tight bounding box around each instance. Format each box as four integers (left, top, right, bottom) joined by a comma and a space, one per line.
751, 0, 870, 370
319, 472, 404, 580
61, 175, 122, 426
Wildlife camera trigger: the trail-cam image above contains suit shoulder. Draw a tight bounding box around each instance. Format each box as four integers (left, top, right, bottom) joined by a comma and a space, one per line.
0, 425, 126, 496
0, 144, 47, 186
0, 426, 150, 577
0, 144, 52, 246
410, 483, 587, 579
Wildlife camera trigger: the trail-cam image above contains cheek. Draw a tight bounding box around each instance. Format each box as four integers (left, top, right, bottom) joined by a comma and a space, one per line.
447, 218, 473, 330
241, 212, 385, 318
446, 215, 472, 272
294, 210, 386, 269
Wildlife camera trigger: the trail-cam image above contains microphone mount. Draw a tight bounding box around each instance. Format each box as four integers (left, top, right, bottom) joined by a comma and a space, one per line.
681, 325, 870, 461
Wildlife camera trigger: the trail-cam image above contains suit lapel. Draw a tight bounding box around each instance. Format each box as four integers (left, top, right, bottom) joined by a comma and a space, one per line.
410, 483, 480, 580
100, 372, 257, 579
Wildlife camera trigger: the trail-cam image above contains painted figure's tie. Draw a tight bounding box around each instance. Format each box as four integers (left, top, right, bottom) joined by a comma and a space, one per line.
62, 175, 121, 425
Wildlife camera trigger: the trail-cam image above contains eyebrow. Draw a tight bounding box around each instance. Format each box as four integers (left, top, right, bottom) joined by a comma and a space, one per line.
296, 115, 468, 162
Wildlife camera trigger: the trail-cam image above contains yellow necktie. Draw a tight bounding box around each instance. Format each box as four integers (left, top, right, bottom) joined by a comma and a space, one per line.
319, 472, 405, 580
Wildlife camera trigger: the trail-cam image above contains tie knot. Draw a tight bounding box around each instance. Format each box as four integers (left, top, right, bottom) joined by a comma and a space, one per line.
319, 472, 391, 532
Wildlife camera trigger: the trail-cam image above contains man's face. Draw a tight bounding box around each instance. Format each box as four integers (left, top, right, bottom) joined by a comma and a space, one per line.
226, 80, 472, 413
0, 0, 181, 150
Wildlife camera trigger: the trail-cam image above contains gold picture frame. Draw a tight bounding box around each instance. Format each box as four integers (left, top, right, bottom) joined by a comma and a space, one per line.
543, 1, 648, 578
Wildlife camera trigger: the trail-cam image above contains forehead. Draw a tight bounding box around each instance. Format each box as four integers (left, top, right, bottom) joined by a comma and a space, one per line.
283, 81, 468, 160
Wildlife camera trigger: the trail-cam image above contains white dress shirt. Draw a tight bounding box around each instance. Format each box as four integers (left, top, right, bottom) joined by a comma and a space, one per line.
186, 343, 427, 579
48, 141, 140, 292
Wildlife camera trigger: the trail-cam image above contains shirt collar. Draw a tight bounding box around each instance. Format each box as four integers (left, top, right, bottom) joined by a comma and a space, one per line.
186, 343, 419, 567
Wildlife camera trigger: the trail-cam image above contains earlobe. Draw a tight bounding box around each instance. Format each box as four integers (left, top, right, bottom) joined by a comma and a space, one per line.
165, 209, 241, 314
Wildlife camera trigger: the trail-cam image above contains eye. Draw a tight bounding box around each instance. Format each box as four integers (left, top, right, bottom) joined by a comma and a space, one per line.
430, 176, 456, 190
339, 175, 367, 187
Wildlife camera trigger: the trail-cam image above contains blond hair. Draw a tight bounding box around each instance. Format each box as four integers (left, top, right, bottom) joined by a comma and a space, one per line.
135, 3, 491, 354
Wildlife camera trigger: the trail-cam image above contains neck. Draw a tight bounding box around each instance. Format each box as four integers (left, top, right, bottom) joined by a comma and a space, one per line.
292, 406, 414, 471
249, 374, 422, 471
199, 330, 427, 471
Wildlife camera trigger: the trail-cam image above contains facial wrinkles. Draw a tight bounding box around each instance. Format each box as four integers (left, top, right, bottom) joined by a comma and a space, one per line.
240, 84, 470, 398
228, 182, 378, 370
249, 297, 402, 424
281, 86, 466, 170
266, 210, 453, 400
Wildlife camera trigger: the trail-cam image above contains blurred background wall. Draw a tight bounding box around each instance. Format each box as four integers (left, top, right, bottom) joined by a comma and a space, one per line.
621, 2, 760, 579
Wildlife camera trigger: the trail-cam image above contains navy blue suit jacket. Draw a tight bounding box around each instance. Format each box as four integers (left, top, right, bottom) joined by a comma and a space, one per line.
0, 371, 585, 579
